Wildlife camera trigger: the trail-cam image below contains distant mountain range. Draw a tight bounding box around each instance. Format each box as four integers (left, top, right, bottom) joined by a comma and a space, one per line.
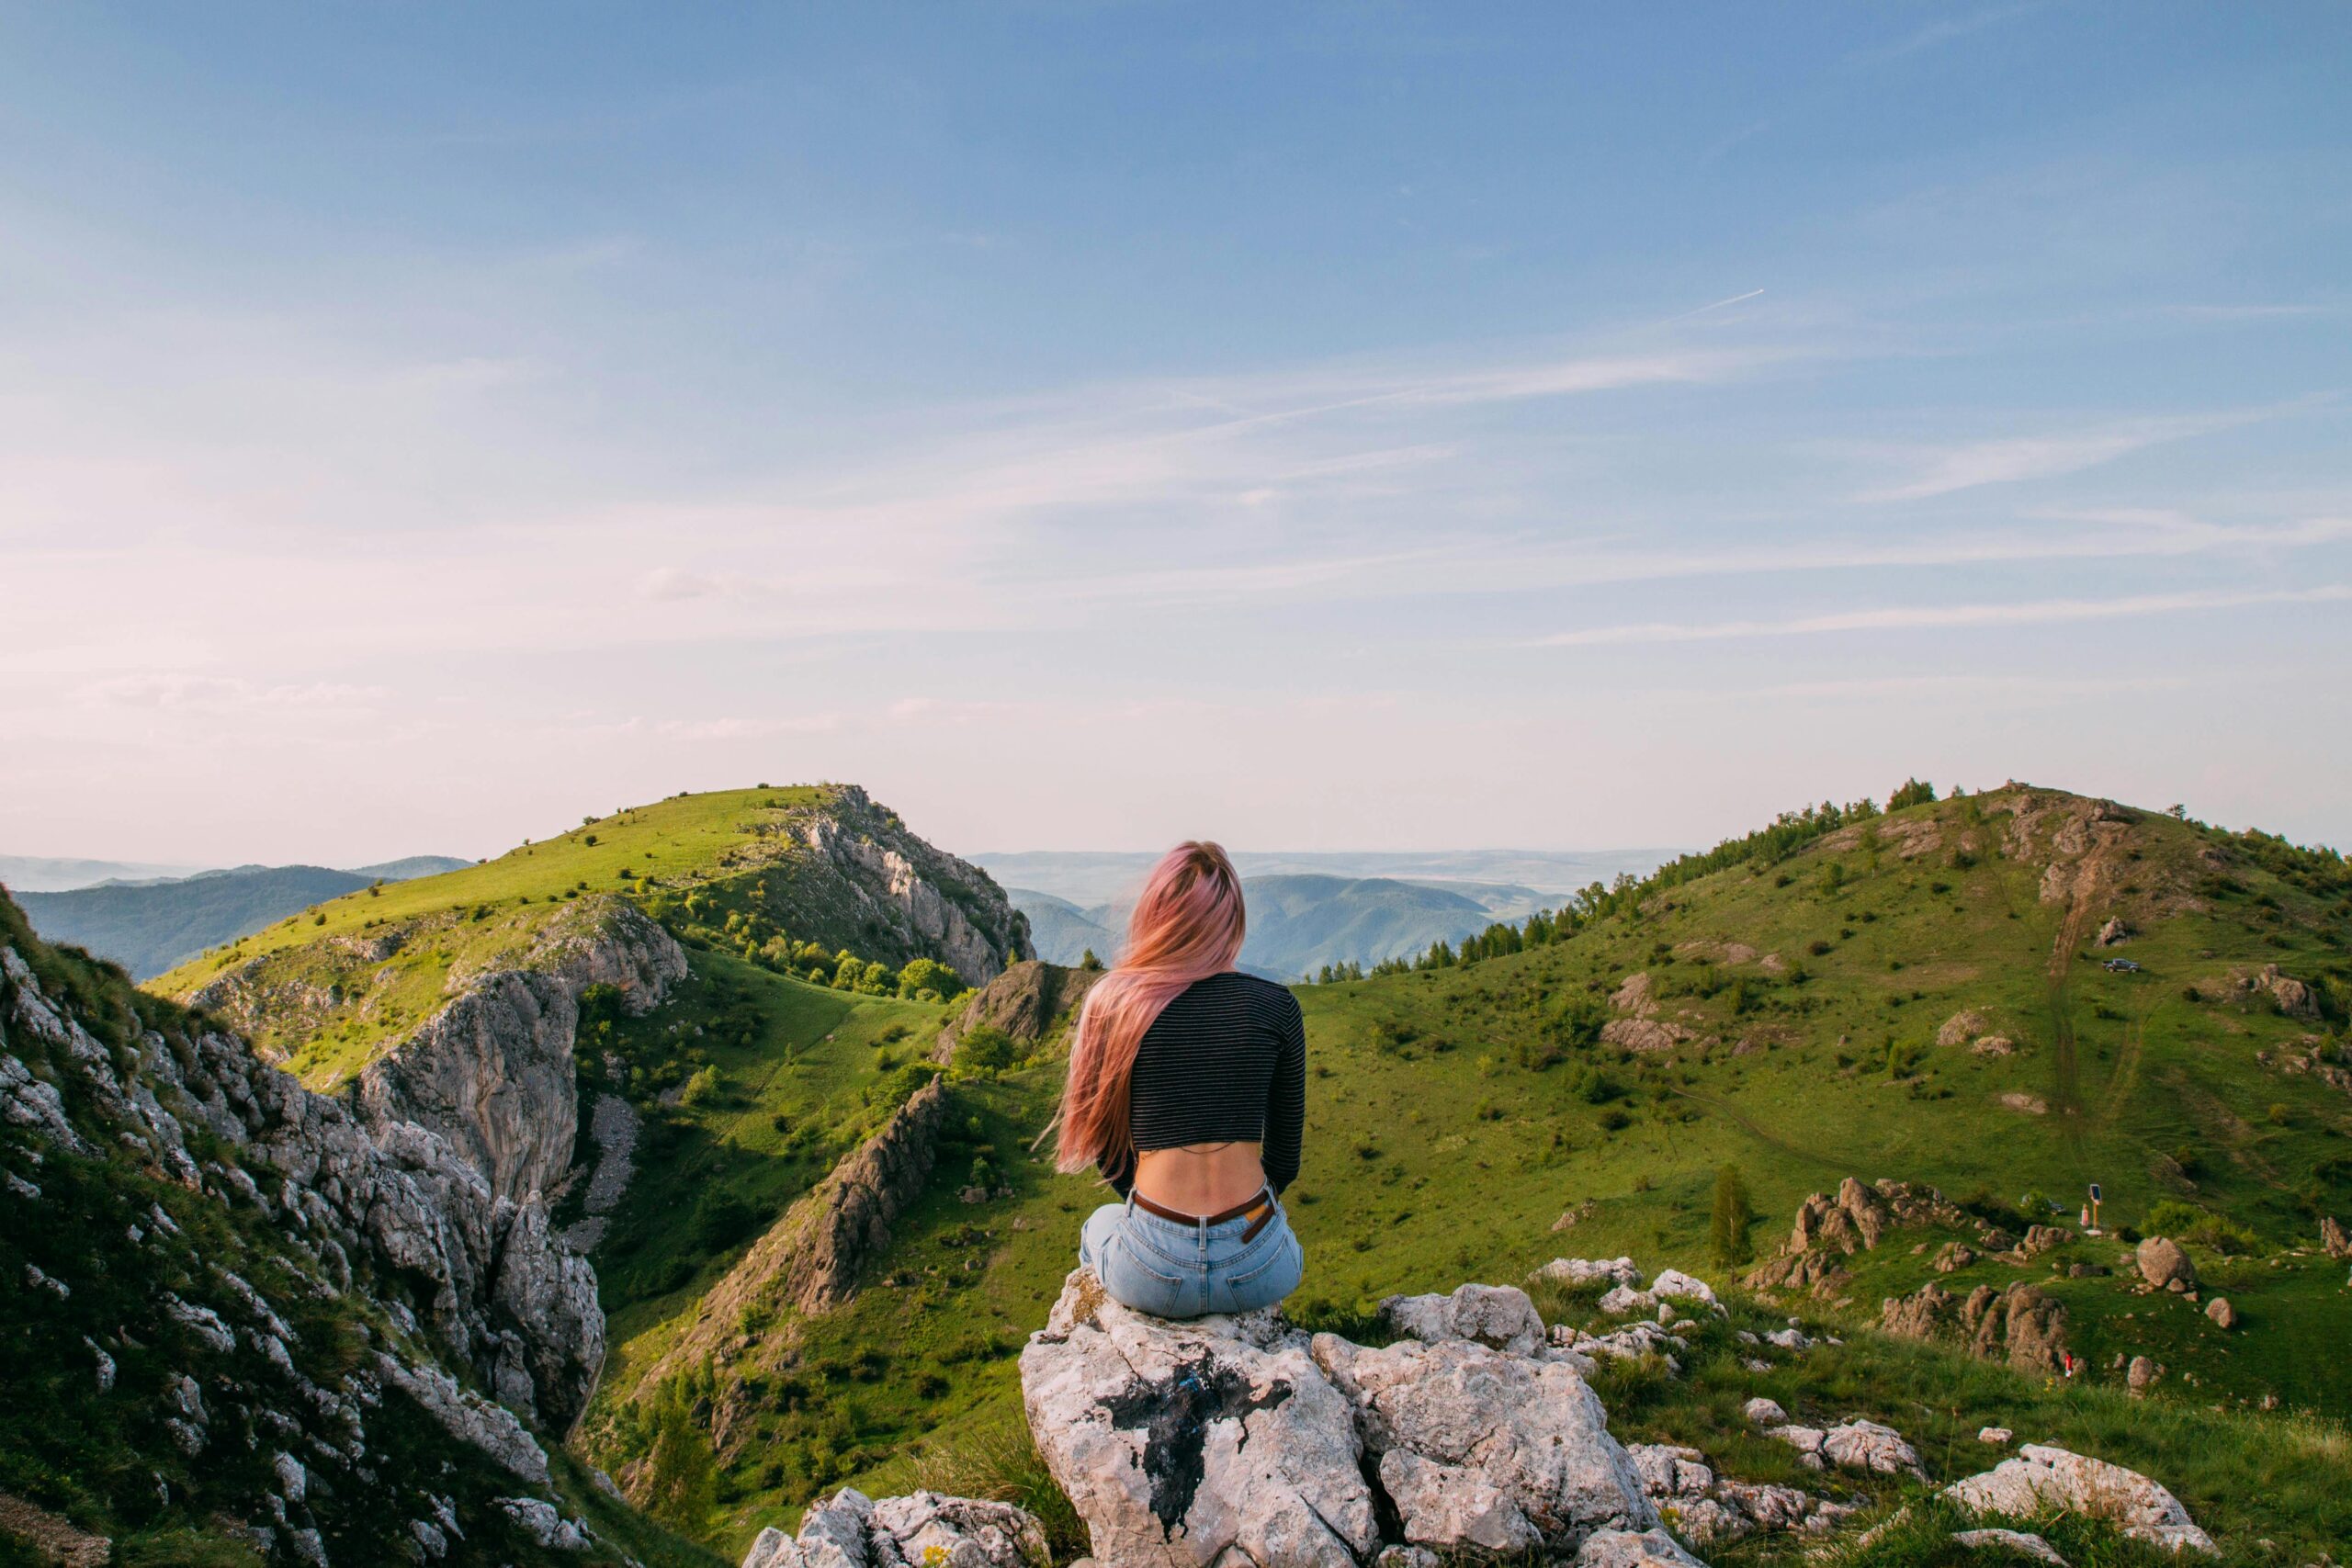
973, 846, 1672, 908
13, 856, 472, 978
1010, 871, 1550, 979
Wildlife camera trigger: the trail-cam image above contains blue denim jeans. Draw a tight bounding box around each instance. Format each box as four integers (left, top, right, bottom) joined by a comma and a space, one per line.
1080, 1191, 1305, 1319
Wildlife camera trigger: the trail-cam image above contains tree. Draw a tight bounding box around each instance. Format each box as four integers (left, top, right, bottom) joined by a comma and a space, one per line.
1080, 948, 1104, 971
1710, 1163, 1754, 1267
1887, 777, 1938, 812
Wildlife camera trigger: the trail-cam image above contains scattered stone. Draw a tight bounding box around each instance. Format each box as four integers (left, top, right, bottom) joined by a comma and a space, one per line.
2128, 1356, 2159, 1396
1743, 1397, 1786, 1427
2138, 1236, 2197, 1292
2205, 1296, 2235, 1329
1933, 1242, 1977, 1273
1979, 1427, 2012, 1444
742, 1487, 1049, 1568
1945, 1444, 2215, 1554
1821, 1419, 1926, 1478
1955, 1527, 2069, 1565
497, 1496, 593, 1551
2000, 1092, 2049, 1115
1971, 1035, 2016, 1057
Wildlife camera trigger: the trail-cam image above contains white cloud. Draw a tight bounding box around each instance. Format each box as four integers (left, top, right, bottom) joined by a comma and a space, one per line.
1531, 585, 2352, 648
1853, 408, 2278, 503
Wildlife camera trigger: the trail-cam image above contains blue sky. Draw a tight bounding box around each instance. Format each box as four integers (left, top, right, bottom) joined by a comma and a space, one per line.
3, 3, 2347, 865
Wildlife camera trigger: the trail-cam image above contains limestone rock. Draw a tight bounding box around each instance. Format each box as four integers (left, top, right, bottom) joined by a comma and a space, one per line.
1381, 1283, 1548, 1357
1880, 1281, 1956, 1341
1534, 1257, 1644, 1290
934, 960, 1104, 1063
496, 1496, 593, 1551
1932, 1242, 1977, 1273
1573, 1528, 1706, 1567
2128, 1355, 2159, 1396
742, 1487, 1050, 1568
1820, 1419, 1924, 1478
1742, 1397, 1786, 1427
2096, 918, 2129, 947
1020, 1270, 1378, 1567
1945, 1444, 2214, 1554
1312, 1332, 1656, 1554
1937, 1010, 1993, 1047
1954, 1529, 2068, 1565
2321, 1216, 2348, 1258
2204, 1296, 2234, 1329
2137, 1236, 2197, 1292
1962, 1282, 2069, 1373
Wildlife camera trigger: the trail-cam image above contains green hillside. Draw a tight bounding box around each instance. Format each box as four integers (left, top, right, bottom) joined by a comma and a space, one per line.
149, 785, 1023, 1089
560, 781, 2350, 1561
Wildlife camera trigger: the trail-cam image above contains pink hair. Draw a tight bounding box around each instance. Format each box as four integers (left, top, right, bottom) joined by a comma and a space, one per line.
1055, 841, 1246, 1176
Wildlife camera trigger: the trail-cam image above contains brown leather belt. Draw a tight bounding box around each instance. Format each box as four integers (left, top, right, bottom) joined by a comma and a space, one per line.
1130, 1184, 1277, 1244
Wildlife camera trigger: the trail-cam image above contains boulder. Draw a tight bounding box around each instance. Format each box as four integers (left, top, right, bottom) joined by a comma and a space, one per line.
1962, 1283, 2069, 1373
2128, 1356, 2159, 1396
2322, 1216, 2349, 1259
1742, 1397, 1786, 1427
1019, 1270, 1378, 1567
1820, 1420, 1925, 1479
2096, 918, 2129, 947
1937, 1009, 1993, 1047
1380, 1283, 1547, 1357
1311, 1333, 1656, 1555
2203, 1296, 2234, 1329
1931, 1242, 1976, 1273
2136, 1236, 2197, 1292
1945, 1444, 2214, 1554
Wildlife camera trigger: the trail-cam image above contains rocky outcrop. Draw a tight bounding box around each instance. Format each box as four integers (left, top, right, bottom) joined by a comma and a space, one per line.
1876, 1280, 2067, 1374
357, 899, 685, 1205
741, 1486, 1048, 1568
794, 786, 1033, 986
1623, 1443, 1854, 1545
1021, 1270, 1381, 1566
1946, 1445, 2215, 1554
629, 1078, 951, 1446
933, 959, 1105, 1063
1761, 1419, 1923, 1479
1748, 1178, 2013, 1298
2324, 1215, 2350, 1258
0, 907, 606, 1557
1021, 1269, 1658, 1566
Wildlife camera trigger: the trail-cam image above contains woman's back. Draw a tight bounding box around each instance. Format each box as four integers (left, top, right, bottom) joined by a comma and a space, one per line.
1114, 972, 1304, 1212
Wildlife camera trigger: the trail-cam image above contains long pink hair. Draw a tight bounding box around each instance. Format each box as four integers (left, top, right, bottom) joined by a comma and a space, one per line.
1054, 841, 1247, 1176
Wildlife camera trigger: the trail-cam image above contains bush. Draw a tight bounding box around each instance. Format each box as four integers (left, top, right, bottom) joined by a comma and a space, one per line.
953, 1023, 1018, 1077
679, 1065, 722, 1106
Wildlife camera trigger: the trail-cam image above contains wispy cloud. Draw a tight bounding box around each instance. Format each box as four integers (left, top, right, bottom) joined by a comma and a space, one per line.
1849, 3, 2040, 66
1531, 585, 2352, 648
1852, 407, 2282, 502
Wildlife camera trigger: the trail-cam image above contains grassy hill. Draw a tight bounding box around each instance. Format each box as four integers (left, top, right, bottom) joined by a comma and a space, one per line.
534, 782, 2351, 1562
17, 860, 465, 980
148, 785, 1025, 1089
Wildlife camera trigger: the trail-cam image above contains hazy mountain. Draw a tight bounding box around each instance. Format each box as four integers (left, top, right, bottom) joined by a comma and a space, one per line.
972, 846, 1673, 907
1011, 872, 1502, 978
0, 853, 207, 892
17, 855, 471, 979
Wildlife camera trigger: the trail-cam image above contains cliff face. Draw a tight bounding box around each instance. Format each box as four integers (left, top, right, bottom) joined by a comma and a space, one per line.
790, 786, 1034, 986
932, 958, 1104, 1063
0, 902, 620, 1562
356, 900, 685, 1205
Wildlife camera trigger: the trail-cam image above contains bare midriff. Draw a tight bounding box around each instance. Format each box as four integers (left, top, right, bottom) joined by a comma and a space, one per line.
1133, 1141, 1268, 1216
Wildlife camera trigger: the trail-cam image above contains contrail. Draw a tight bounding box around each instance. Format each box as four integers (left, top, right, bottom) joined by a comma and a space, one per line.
1676, 288, 1765, 319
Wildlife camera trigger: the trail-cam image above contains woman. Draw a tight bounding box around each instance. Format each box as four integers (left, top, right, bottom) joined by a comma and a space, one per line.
1055, 840, 1306, 1318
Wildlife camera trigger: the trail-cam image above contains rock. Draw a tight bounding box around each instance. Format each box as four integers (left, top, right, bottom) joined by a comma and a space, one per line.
2014, 1224, 2068, 1261
2204, 1296, 2234, 1329
1763, 1326, 1810, 1352
1937, 1009, 1993, 1046
2128, 1355, 2159, 1396
2137, 1236, 2197, 1292
1932, 1242, 1977, 1273
1600, 1018, 1687, 1054
1765, 1425, 1825, 1468
1020, 1269, 1378, 1566
1624, 1444, 1713, 1500
0, 1492, 113, 1568
1534, 1257, 1644, 1290
1648, 1269, 1721, 1312
934, 960, 1104, 1063
1955, 1528, 2069, 1565
1381, 1283, 1548, 1357
2256, 964, 2318, 1020
1971, 1035, 2016, 1057
1962, 1283, 2069, 1373
1313, 1331, 1656, 1555
1821, 1420, 1925, 1478
2096, 918, 2129, 947
2322, 1216, 2349, 1259
2000, 1092, 2049, 1115
1880, 1281, 1956, 1341
1945, 1444, 2215, 1554
1574, 1527, 1706, 1567
375, 1355, 549, 1484
497, 1496, 593, 1551
1374, 1550, 1440, 1568
1742, 1397, 1786, 1427
743, 1487, 1050, 1568
1979, 1427, 2012, 1444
